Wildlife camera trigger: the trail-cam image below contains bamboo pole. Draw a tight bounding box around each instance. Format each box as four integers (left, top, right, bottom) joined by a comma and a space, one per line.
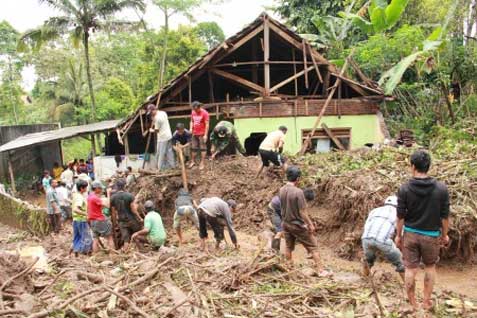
299, 50, 354, 155
176, 148, 188, 192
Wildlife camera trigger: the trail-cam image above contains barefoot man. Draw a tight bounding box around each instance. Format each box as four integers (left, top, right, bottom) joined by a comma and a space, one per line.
395, 149, 450, 311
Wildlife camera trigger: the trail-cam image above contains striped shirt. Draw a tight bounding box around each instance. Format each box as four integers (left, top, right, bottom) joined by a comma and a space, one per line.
361, 205, 397, 244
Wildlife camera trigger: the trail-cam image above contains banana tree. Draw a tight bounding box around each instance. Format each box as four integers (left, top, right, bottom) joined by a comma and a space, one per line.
340, 0, 410, 34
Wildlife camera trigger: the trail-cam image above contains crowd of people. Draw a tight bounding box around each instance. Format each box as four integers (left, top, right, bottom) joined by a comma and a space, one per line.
40, 100, 450, 312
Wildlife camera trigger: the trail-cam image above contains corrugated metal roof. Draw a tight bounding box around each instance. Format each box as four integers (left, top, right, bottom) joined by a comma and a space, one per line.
0, 120, 120, 153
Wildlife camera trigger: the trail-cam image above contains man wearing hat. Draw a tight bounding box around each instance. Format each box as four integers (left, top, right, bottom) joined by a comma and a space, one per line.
196, 197, 239, 251
361, 195, 405, 279
131, 200, 167, 249
189, 101, 209, 170
146, 104, 175, 171
87, 180, 114, 252
210, 120, 245, 160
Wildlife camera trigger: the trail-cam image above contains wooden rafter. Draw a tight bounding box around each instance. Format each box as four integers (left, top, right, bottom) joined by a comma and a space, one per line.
216, 24, 264, 64
211, 68, 265, 94
270, 66, 314, 93
308, 43, 323, 83
302, 39, 309, 89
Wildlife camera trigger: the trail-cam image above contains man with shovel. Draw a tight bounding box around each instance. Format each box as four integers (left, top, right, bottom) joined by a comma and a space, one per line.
146, 104, 175, 171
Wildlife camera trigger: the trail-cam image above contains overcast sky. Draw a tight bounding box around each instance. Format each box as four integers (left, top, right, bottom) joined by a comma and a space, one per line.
0, 0, 280, 90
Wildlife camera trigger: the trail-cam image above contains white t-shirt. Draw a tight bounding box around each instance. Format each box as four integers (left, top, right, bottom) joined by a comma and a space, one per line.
154, 111, 172, 142
60, 169, 74, 186
56, 186, 70, 207
259, 130, 286, 152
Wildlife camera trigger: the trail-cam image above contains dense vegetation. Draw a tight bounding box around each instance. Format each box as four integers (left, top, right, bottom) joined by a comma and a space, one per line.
0, 0, 476, 148
275, 0, 477, 144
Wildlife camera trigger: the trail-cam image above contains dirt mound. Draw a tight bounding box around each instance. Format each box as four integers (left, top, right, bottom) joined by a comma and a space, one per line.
0, 252, 35, 304
127, 156, 283, 231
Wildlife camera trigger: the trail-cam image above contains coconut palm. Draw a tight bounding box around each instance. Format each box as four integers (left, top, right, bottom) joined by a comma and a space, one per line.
18, 0, 146, 121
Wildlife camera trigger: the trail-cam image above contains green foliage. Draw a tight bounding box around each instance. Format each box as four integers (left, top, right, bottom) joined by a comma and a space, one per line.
340, 0, 410, 34
274, 0, 352, 33
62, 137, 92, 163
94, 77, 135, 120
194, 21, 225, 49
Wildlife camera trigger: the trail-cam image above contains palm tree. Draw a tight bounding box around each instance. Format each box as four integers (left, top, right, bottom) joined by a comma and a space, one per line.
18, 0, 145, 121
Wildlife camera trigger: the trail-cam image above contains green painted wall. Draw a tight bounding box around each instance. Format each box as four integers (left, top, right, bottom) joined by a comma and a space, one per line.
234, 115, 384, 153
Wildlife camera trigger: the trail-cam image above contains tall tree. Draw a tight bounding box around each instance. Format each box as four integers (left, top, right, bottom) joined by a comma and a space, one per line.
194, 21, 225, 49
152, 0, 208, 90
0, 21, 23, 124
18, 0, 145, 122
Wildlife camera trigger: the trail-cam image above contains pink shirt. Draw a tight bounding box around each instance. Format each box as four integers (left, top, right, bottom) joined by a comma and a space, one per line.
191, 109, 209, 136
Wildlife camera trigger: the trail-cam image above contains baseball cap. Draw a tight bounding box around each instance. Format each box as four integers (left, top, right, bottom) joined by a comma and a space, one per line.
91, 180, 104, 190
385, 195, 398, 207
144, 200, 155, 211
146, 104, 157, 115
227, 199, 237, 208
191, 101, 202, 109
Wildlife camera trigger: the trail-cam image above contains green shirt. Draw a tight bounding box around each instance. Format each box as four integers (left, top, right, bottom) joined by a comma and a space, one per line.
144, 211, 166, 246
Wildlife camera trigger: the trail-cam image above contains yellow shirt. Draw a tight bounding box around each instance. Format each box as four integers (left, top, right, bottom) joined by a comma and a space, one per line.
52, 167, 64, 181
259, 130, 285, 152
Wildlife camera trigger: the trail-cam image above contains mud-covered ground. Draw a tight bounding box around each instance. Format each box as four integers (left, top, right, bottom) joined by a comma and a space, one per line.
2, 155, 476, 317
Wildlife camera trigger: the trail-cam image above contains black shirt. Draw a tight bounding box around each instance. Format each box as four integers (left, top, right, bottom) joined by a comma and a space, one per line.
397, 177, 450, 231
110, 191, 135, 222
172, 129, 192, 146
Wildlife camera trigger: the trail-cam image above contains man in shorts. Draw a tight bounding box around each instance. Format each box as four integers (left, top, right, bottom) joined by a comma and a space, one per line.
395, 149, 450, 311
87, 180, 114, 253
174, 188, 199, 245
361, 196, 405, 280
280, 166, 330, 276
110, 178, 143, 251
131, 201, 166, 249
197, 197, 239, 251
189, 101, 209, 170
257, 126, 288, 177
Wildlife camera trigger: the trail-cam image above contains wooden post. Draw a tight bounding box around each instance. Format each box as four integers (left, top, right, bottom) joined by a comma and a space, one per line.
177, 148, 188, 192
263, 18, 270, 96
302, 39, 309, 89
305, 100, 309, 115
322, 67, 330, 97
251, 38, 258, 84
208, 71, 215, 103
188, 75, 192, 105
259, 102, 263, 117
91, 134, 97, 158
7, 153, 16, 195
292, 49, 298, 96
308, 43, 323, 83
124, 134, 130, 168
299, 50, 353, 155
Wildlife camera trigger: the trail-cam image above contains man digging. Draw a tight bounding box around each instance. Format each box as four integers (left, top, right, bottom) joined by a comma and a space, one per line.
197, 197, 239, 252
279, 166, 331, 277
395, 149, 450, 312
210, 120, 245, 160
361, 195, 405, 280
257, 126, 288, 177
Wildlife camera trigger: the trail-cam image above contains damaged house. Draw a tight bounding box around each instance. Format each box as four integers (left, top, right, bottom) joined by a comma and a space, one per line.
115, 13, 388, 159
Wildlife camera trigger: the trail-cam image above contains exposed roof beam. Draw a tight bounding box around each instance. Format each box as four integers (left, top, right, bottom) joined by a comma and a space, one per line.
270, 65, 314, 93
210, 68, 266, 94
215, 24, 264, 64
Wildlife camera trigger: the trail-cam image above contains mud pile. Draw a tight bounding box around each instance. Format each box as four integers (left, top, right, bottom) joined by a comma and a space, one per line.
127, 156, 283, 231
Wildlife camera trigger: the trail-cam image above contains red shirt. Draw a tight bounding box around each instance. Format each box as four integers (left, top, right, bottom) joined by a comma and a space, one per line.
87, 193, 105, 221
191, 109, 209, 136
